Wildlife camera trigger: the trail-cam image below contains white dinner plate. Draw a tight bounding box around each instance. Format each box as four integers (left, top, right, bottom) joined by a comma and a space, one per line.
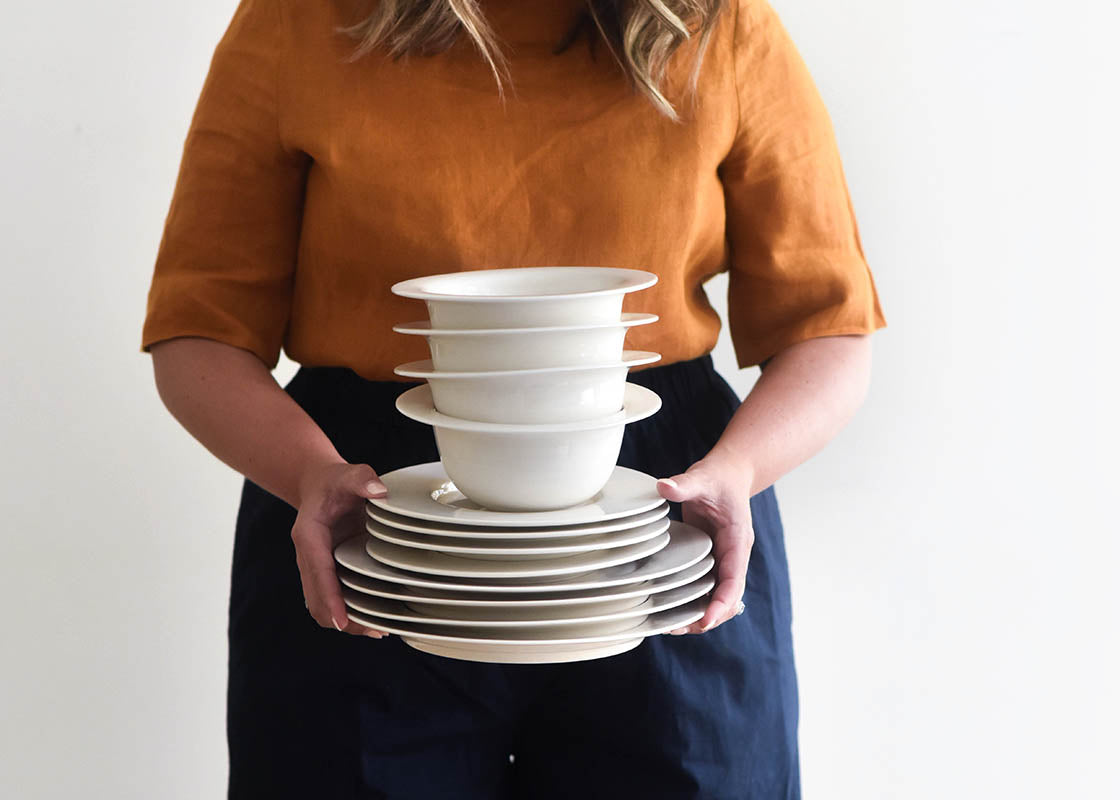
392, 313, 658, 338
392, 351, 662, 380
390, 266, 658, 303
337, 554, 715, 608
334, 521, 712, 593
346, 597, 708, 664
365, 502, 670, 539
364, 516, 670, 559
369, 463, 664, 527
342, 574, 713, 628
364, 530, 671, 579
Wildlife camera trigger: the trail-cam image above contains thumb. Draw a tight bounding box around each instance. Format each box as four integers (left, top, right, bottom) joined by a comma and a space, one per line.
345, 464, 388, 499
657, 469, 707, 503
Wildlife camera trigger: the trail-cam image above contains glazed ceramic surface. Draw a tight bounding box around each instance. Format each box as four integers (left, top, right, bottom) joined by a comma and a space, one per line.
393, 313, 657, 372
393, 351, 661, 424
334, 521, 713, 593
363, 531, 671, 579
365, 516, 670, 560
337, 555, 714, 608
390, 267, 657, 329
342, 574, 713, 628
345, 597, 708, 664
364, 502, 669, 539
396, 384, 661, 510
369, 463, 664, 527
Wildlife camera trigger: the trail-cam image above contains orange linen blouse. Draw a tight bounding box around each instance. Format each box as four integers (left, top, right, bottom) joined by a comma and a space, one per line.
140, 0, 886, 381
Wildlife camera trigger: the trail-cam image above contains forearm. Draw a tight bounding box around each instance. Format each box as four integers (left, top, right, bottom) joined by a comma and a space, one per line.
707, 334, 873, 495
149, 337, 344, 509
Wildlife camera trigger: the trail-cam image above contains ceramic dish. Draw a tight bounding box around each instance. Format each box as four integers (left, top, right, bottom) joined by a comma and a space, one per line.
393, 313, 657, 372
369, 463, 664, 527
363, 530, 671, 579
334, 520, 712, 593
396, 384, 661, 510
393, 351, 661, 424
346, 597, 708, 664
365, 502, 669, 539
390, 266, 657, 329
365, 516, 670, 561
338, 555, 714, 608
342, 574, 713, 627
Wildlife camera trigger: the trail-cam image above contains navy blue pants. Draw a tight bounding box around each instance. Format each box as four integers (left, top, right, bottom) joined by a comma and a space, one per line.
227, 354, 800, 799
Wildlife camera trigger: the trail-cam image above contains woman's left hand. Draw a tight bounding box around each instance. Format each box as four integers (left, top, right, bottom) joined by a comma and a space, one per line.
657, 454, 755, 635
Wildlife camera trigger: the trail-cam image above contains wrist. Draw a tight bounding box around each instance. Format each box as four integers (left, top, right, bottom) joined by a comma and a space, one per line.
701, 445, 757, 493
295, 451, 348, 508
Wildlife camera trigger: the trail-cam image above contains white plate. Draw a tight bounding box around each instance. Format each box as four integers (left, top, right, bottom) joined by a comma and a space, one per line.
392, 351, 662, 425
337, 554, 715, 608
342, 574, 713, 628
406, 638, 645, 664
365, 517, 670, 559
365, 502, 670, 539
396, 383, 659, 434
346, 597, 708, 664
334, 520, 712, 593
392, 313, 658, 338
370, 463, 663, 527
391, 267, 658, 303
364, 530, 671, 579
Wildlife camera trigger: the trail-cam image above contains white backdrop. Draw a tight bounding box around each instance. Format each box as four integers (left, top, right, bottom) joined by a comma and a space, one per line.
2, 1, 1117, 797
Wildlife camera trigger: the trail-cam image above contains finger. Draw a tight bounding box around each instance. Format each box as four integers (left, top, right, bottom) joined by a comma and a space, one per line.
692, 528, 751, 633
344, 464, 388, 499
341, 615, 390, 639
293, 516, 351, 631
656, 470, 707, 503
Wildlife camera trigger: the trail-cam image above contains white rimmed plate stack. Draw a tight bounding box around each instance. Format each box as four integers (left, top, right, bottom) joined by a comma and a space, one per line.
333, 267, 715, 663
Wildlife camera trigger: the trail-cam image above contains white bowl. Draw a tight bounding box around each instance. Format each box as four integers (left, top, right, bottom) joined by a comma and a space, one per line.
391, 267, 657, 329
396, 383, 662, 511
393, 350, 661, 424
393, 313, 657, 372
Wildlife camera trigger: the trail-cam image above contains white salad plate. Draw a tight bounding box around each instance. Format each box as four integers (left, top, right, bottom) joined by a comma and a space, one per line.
346, 597, 708, 664
364, 502, 670, 539
365, 516, 670, 560
335, 521, 712, 593
392, 351, 661, 424
393, 313, 657, 372
370, 463, 664, 527
390, 266, 658, 330
363, 530, 671, 579
337, 554, 715, 608
342, 574, 713, 628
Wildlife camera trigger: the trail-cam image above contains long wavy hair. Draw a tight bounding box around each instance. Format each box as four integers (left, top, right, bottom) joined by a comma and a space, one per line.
341, 0, 728, 120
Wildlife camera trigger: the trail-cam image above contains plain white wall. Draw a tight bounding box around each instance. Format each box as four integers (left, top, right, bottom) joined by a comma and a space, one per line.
2, 1, 1117, 797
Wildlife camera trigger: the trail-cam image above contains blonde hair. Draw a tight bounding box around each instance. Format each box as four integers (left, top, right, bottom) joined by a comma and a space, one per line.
341, 0, 728, 121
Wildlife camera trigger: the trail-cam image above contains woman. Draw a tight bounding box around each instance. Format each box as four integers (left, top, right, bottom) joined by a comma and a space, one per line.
142, 0, 885, 797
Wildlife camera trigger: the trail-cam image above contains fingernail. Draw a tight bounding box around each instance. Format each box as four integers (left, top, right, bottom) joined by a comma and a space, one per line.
669, 627, 688, 636
659, 478, 678, 489
365, 630, 383, 638
366, 482, 387, 497
331, 616, 343, 632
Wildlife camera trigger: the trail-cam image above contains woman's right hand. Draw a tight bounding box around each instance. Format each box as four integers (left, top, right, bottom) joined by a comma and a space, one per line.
291, 460, 392, 638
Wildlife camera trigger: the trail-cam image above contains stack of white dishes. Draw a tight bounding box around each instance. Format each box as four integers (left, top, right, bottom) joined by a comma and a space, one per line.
333, 267, 715, 663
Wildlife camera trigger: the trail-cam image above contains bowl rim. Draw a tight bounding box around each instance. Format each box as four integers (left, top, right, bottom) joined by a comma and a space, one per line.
393, 350, 661, 379
393, 312, 657, 337
391, 267, 658, 302
396, 383, 662, 433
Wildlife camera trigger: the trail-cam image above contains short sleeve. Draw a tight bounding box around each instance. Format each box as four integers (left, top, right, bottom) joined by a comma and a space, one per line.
140, 0, 308, 368
719, 0, 886, 369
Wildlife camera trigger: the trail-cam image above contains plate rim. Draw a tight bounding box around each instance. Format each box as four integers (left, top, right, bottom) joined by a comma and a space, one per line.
390, 267, 658, 303
337, 553, 715, 607
369, 463, 665, 527
364, 516, 670, 556
364, 530, 671, 579
346, 597, 708, 645
334, 520, 713, 593
365, 501, 670, 538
